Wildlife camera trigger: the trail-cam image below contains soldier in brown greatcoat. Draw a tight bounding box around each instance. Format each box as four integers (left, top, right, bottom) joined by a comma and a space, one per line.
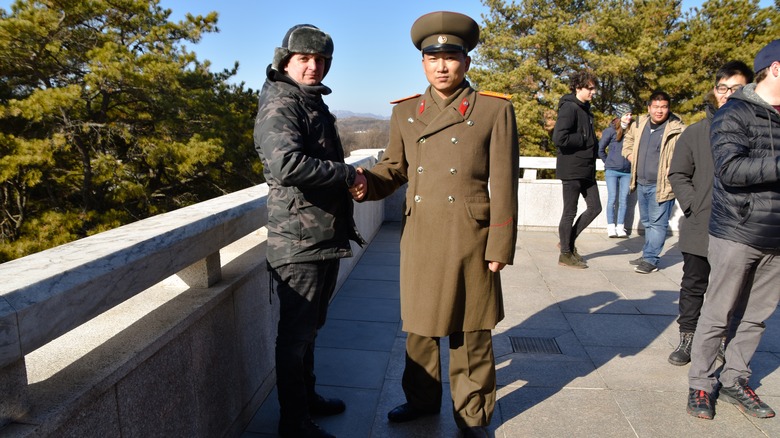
350, 11, 518, 438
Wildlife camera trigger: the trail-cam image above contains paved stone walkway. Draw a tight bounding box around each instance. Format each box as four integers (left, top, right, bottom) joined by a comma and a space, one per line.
242, 222, 780, 437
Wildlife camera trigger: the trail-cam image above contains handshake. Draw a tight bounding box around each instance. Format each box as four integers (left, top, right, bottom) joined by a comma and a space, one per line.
349, 167, 367, 201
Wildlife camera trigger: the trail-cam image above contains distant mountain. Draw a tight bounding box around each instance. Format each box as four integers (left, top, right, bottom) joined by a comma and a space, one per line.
332, 110, 390, 120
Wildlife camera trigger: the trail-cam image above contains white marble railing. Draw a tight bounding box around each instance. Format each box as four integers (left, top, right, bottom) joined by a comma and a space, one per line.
518, 156, 605, 180
0, 185, 268, 371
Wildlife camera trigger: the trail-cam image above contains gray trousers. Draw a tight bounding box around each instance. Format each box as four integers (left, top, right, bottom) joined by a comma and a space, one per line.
688, 235, 780, 393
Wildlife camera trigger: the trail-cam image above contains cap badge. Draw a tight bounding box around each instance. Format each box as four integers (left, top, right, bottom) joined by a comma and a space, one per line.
437, 35, 448, 44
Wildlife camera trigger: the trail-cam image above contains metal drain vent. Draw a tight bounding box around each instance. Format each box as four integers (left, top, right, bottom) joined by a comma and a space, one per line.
509, 336, 562, 355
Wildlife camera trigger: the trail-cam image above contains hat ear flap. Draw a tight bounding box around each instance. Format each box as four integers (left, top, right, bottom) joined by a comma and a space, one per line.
272, 47, 290, 71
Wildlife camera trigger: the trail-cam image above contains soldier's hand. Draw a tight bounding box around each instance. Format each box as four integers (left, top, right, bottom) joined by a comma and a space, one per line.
350, 167, 367, 200
488, 261, 506, 272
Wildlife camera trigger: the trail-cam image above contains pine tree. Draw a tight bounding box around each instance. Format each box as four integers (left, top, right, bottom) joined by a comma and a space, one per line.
0, 0, 260, 261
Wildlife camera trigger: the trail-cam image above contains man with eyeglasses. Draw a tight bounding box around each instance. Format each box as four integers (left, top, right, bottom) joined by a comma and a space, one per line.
686, 39, 780, 420
622, 90, 685, 274
552, 71, 603, 268
667, 61, 753, 367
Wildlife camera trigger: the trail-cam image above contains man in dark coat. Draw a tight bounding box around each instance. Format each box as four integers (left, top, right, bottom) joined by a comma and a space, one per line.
253, 24, 365, 438
667, 61, 752, 366
351, 11, 518, 438
687, 39, 780, 421
552, 71, 603, 268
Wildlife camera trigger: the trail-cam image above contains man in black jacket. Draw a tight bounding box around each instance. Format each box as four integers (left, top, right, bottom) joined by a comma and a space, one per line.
552, 71, 602, 268
687, 39, 780, 420
667, 61, 752, 367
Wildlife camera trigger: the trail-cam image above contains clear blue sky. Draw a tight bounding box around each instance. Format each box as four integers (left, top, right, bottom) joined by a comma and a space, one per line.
1, 0, 773, 117
160, 0, 492, 117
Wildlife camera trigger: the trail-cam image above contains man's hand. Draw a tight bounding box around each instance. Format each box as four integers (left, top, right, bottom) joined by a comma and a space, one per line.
350, 167, 367, 200
488, 261, 506, 272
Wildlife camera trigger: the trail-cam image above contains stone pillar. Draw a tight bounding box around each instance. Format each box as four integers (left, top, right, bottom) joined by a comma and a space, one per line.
0, 359, 29, 429
177, 252, 222, 288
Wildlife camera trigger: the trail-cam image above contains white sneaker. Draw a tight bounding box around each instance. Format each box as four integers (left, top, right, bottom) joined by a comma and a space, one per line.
607, 224, 617, 238
616, 224, 628, 238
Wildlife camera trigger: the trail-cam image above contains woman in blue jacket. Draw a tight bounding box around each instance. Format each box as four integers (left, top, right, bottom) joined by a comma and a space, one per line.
598, 104, 633, 237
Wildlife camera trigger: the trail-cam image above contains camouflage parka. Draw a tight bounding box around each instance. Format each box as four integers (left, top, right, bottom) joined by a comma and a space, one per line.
254, 66, 365, 268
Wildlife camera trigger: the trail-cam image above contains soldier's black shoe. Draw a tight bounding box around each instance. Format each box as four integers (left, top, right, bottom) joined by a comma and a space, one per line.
668, 332, 694, 366
387, 403, 439, 423
461, 426, 489, 437
279, 419, 336, 438
719, 378, 775, 418
309, 394, 346, 416
687, 388, 714, 420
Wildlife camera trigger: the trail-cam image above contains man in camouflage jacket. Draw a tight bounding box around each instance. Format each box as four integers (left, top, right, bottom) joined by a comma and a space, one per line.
253, 24, 364, 438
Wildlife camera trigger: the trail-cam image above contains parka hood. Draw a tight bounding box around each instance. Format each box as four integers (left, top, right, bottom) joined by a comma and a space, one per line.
728, 83, 779, 115
558, 93, 591, 111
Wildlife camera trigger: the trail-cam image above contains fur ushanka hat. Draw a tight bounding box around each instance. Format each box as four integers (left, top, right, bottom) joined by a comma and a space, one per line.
272, 24, 334, 77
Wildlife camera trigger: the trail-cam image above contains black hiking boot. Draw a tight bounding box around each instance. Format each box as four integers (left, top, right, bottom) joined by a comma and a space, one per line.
668, 332, 694, 366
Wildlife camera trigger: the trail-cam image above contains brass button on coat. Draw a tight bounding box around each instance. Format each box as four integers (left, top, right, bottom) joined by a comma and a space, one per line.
451, 137, 458, 144
417, 166, 424, 173
414, 195, 422, 203
448, 196, 455, 203
450, 168, 457, 175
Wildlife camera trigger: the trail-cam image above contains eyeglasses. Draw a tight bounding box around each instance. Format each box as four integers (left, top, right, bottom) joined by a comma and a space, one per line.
715, 84, 743, 94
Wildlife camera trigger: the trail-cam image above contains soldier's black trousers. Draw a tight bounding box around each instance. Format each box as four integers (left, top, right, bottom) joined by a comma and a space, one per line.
272, 259, 340, 423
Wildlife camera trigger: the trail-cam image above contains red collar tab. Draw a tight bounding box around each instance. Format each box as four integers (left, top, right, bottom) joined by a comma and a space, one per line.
418, 99, 426, 114
458, 98, 470, 116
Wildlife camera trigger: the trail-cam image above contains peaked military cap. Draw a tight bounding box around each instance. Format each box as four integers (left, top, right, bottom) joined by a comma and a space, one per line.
411, 11, 479, 54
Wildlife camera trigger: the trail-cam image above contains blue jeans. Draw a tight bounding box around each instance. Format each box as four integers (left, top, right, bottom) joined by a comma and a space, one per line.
637, 183, 674, 266
605, 169, 631, 224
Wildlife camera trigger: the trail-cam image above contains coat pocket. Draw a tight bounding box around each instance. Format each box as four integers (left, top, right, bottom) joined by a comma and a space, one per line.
465, 197, 491, 225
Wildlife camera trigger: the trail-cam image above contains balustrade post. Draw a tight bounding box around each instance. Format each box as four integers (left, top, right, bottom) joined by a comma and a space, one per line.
177, 252, 222, 288
0, 359, 29, 429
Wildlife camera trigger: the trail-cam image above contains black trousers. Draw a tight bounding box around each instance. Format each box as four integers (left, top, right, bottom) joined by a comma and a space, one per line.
678, 252, 710, 333
272, 259, 340, 423
558, 179, 602, 252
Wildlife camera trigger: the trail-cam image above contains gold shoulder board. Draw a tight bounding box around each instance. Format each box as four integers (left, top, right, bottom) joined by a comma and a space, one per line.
390, 94, 422, 104
478, 91, 512, 100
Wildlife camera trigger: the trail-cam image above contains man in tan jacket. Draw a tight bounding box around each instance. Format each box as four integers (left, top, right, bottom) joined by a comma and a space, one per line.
622, 90, 684, 274
350, 11, 518, 438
